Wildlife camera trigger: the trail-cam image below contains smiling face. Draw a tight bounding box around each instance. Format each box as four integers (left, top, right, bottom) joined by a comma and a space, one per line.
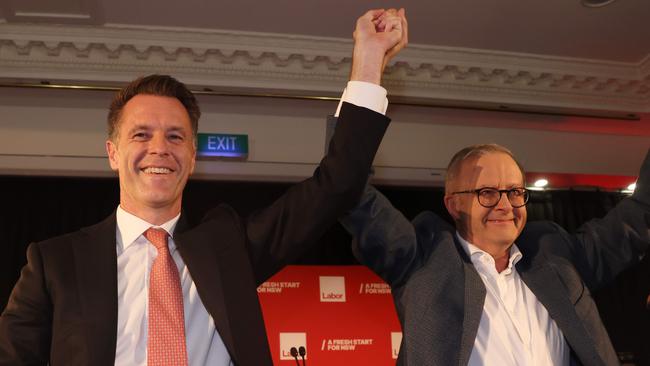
444, 152, 527, 256
106, 94, 196, 224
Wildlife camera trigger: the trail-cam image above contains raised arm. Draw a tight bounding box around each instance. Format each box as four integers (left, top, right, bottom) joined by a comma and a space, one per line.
340, 185, 417, 286
340, 185, 455, 287
552, 149, 650, 291
573, 149, 650, 290
243, 9, 408, 284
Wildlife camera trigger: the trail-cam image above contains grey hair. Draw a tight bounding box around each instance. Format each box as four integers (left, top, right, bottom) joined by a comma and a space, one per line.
444, 143, 526, 194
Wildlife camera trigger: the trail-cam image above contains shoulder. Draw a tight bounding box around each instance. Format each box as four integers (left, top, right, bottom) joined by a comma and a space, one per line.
517, 220, 572, 257
18, 214, 115, 271
36, 230, 86, 249
202, 203, 240, 222
35, 213, 115, 251
520, 220, 565, 237
181, 203, 245, 239
412, 211, 455, 243
413, 211, 453, 228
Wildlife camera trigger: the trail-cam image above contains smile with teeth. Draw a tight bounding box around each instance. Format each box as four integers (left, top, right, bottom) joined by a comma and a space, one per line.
142, 167, 173, 174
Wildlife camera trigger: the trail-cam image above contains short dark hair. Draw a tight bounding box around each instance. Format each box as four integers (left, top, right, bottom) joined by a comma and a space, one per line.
107, 74, 200, 142
445, 143, 526, 194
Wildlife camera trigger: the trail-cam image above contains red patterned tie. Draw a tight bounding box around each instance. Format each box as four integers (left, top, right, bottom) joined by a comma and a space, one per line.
145, 228, 189, 366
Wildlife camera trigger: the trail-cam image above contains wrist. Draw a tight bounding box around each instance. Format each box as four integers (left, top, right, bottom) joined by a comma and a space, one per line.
350, 48, 385, 85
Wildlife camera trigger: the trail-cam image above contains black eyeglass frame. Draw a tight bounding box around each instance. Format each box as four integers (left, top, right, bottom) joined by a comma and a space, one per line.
451, 187, 530, 208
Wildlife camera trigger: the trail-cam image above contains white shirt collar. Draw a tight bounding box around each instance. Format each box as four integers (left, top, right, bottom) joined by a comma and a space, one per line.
116, 206, 180, 252
456, 232, 523, 275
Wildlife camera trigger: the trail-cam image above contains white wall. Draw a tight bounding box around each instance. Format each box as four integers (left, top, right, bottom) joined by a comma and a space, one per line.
0, 86, 648, 186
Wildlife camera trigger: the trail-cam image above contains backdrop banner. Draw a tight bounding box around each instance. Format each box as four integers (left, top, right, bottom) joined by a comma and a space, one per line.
258, 265, 402, 365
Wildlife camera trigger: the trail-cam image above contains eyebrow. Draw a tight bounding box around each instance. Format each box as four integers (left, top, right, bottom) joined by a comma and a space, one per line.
166, 126, 188, 134
126, 124, 150, 133
126, 125, 188, 134
476, 184, 525, 189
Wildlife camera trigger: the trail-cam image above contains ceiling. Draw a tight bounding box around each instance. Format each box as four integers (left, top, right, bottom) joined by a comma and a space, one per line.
2, 0, 649, 63
0, 0, 647, 185
0, 0, 648, 119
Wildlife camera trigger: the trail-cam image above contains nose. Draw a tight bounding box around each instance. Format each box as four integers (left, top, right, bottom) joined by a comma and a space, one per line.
493, 191, 513, 210
148, 133, 170, 155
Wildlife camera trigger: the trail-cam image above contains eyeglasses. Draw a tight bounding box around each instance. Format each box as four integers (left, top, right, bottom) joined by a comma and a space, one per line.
452, 187, 529, 208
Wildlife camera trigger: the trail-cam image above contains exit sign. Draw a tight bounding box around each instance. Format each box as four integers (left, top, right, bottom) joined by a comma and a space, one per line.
197, 133, 248, 159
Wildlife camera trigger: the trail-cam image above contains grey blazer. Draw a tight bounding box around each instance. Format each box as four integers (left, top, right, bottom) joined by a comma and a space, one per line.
341, 150, 650, 366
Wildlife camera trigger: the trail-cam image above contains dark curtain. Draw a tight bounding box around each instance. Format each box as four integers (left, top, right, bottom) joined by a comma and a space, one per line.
1, 176, 648, 363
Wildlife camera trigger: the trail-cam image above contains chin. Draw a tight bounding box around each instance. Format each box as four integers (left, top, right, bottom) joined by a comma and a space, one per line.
142, 193, 176, 206
488, 233, 518, 247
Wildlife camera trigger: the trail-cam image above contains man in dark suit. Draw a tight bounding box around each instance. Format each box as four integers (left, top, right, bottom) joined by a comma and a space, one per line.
0, 9, 408, 366
342, 144, 650, 365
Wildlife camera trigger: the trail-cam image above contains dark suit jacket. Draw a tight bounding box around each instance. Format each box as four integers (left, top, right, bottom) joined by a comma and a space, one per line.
341, 150, 650, 366
0, 103, 390, 366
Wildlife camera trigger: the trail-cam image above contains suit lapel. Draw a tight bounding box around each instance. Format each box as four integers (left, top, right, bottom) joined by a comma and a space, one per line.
458, 264, 486, 365
76, 213, 119, 364
456, 240, 486, 366
174, 215, 238, 362
458, 263, 485, 366
518, 262, 600, 365
175, 207, 273, 366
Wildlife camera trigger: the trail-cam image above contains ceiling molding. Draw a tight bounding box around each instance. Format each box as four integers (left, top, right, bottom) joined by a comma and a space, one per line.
0, 23, 648, 115
639, 54, 650, 79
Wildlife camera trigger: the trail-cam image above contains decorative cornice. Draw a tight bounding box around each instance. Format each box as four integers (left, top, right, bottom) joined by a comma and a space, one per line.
1, 23, 648, 115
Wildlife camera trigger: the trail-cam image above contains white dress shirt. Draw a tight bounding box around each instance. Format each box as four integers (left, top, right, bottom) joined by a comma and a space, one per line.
114, 206, 232, 366
335, 80, 388, 116
457, 233, 570, 366
112, 81, 387, 365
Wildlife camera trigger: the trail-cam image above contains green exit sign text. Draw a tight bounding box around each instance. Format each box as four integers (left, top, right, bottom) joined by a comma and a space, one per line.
197, 133, 248, 159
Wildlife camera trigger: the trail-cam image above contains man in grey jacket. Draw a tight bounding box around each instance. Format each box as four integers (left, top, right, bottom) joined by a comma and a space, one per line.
342, 144, 650, 365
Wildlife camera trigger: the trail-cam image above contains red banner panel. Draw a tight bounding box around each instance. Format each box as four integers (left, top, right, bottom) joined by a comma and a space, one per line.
258, 265, 402, 365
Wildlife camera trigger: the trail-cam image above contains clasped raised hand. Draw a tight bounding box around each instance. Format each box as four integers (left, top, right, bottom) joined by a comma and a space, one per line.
351, 8, 408, 85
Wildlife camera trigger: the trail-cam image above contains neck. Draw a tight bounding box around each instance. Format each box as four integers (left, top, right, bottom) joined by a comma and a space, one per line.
492, 251, 510, 273
479, 245, 511, 273
458, 231, 512, 273
119, 203, 180, 226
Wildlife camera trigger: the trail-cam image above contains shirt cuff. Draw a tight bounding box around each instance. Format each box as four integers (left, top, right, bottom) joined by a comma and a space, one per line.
334, 81, 388, 117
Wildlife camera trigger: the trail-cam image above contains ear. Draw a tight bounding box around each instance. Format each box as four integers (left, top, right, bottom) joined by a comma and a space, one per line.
189, 143, 196, 175
444, 194, 461, 221
106, 140, 119, 171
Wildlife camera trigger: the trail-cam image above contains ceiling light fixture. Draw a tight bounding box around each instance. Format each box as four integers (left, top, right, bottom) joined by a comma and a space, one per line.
533, 179, 549, 188
581, 0, 618, 8
627, 182, 636, 192
622, 182, 637, 194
